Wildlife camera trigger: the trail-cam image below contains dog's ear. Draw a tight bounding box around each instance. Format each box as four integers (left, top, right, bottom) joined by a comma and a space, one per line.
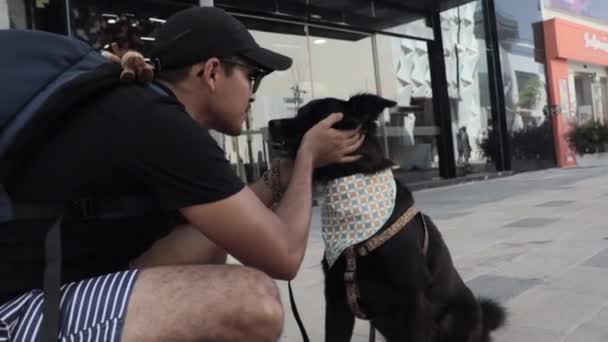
346, 93, 397, 128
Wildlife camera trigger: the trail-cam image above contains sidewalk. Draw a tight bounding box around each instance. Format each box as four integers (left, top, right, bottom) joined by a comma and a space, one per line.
275, 166, 608, 342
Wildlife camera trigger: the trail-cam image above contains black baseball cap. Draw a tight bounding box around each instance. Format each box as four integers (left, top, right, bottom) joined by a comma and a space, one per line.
149, 7, 292, 73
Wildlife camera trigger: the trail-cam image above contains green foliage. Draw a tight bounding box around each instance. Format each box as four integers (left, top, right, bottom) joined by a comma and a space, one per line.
518, 77, 543, 109
566, 120, 608, 155
478, 120, 554, 161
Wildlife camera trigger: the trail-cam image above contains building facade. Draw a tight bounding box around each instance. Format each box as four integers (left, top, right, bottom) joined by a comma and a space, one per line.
540, 0, 608, 167
7, 0, 586, 182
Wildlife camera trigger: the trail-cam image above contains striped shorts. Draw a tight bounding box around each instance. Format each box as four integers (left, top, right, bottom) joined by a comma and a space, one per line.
0, 270, 139, 342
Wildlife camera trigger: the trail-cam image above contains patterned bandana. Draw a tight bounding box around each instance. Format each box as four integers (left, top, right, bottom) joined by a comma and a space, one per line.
321, 169, 396, 268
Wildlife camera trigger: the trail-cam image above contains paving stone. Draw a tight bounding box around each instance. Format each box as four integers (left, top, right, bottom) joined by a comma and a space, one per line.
493, 253, 576, 279
466, 274, 542, 302
431, 211, 471, 220
506, 286, 606, 334
493, 325, 563, 342
535, 200, 575, 207
585, 247, 608, 269
563, 322, 608, 342
503, 217, 560, 228
549, 266, 608, 296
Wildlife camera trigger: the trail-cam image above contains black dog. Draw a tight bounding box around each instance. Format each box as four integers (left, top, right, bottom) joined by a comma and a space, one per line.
269, 94, 506, 342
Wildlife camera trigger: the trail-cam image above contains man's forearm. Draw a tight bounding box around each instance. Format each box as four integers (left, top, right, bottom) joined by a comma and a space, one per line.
273, 151, 314, 267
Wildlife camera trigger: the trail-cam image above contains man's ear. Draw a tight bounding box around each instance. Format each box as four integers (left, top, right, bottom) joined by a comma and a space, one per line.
347, 93, 397, 124
198, 58, 221, 91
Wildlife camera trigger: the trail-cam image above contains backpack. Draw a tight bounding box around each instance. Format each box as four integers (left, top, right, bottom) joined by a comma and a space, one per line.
0, 29, 142, 341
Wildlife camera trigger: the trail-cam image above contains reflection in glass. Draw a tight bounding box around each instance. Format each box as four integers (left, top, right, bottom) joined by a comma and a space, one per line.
224, 20, 311, 181
224, 18, 384, 182
572, 70, 608, 125
495, 0, 555, 170
68, 0, 196, 53
441, 0, 493, 173
7, 0, 28, 29
375, 35, 439, 172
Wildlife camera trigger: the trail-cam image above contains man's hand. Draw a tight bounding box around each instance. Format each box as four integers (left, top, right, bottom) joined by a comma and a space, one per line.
300, 113, 364, 168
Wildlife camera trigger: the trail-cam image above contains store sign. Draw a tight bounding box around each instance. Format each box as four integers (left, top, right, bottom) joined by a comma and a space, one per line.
547, 19, 608, 65
584, 32, 608, 54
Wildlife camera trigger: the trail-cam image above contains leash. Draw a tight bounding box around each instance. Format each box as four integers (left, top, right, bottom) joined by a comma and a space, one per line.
369, 325, 376, 342
288, 281, 310, 342
289, 280, 377, 342
287, 281, 376, 342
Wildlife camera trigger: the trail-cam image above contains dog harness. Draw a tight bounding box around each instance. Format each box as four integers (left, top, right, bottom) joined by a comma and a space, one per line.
344, 207, 429, 319
321, 169, 396, 268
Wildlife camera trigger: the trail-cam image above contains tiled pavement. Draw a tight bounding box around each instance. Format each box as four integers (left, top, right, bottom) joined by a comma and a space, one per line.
249, 166, 608, 341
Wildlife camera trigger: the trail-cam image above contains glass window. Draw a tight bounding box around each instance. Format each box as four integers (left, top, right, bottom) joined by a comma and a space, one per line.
69, 0, 196, 52
31, 0, 69, 34
224, 18, 312, 181
496, 0, 555, 170
382, 17, 434, 40
307, 26, 376, 100
375, 34, 439, 172
215, 0, 434, 39
226, 17, 381, 182
6, 0, 28, 29
441, 0, 494, 173
1, 1, 9, 29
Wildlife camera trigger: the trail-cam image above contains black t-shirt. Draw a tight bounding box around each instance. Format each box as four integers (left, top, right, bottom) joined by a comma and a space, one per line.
0, 82, 244, 303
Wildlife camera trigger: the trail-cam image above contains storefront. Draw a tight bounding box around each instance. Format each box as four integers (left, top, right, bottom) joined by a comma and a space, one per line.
543, 18, 608, 167
7, 0, 525, 182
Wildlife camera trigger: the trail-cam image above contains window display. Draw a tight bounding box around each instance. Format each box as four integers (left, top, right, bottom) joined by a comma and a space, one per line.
69, 0, 196, 53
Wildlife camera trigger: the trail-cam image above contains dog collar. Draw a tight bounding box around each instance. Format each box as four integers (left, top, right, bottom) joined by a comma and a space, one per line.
321, 169, 396, 268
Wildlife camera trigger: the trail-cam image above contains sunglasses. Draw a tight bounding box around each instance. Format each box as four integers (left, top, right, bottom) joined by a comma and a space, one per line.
220, 59, 268, 94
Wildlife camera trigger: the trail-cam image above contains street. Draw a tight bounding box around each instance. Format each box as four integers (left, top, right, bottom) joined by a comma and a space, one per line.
275, 166, 608, 341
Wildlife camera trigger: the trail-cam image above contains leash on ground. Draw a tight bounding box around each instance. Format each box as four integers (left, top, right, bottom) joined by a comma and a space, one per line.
288, 281, 310, 342
288, 281, 377, 342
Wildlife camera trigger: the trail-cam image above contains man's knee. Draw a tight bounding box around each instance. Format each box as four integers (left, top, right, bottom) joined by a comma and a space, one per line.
122, 265, 284, 342
237, 268, 284, 340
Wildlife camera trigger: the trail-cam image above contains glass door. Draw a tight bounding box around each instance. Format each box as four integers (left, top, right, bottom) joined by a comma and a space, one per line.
601, 77, 608, 124
574, 72, 595, 124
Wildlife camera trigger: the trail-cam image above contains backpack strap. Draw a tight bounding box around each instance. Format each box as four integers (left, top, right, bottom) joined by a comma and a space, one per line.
41, 214, 63, 342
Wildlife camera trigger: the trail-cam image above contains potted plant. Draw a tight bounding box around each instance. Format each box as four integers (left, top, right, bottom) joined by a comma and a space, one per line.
566, 120, 608, 167
478, 128, 501, 164
478, 120, 556, 172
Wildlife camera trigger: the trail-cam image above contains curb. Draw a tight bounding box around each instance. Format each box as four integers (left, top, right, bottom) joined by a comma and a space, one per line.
312, 171, 515, 206
405, 171, 515, 192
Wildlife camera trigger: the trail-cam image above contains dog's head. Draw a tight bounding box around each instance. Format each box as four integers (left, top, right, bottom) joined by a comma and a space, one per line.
268, 93, 397, 181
